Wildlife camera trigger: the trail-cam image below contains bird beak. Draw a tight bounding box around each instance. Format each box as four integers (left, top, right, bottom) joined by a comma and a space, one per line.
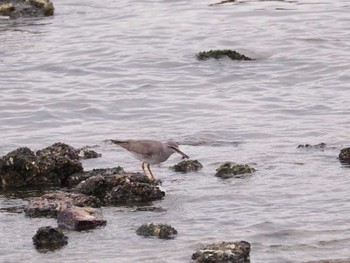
173, 147, 189, 159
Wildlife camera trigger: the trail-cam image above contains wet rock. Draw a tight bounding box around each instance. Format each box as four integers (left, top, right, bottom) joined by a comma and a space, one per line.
339, 147, 350, 164
134, 206, 167, 212
0, 0, 54, 19
215, 162, 255, 179
32, 226, 68, 251
57, 206, 106, 231
0, 143, 101, 190
136, 223, 177, 239
67, 167, 124, 188
171, 159, 203, 173
25, 191, 101, 218
192, 241, 251, 263
297, 143, 327, 150
197, 50, 253, 61
0, 147, 40, 189
76, 173, 165, 206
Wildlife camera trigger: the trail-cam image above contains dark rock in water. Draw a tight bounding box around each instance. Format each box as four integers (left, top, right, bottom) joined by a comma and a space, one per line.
192, 241, 251, 263
32, 226, 68, 251
136, 223, 177, 239
76, 173, 165, 206
297, 143, 327, 150
134, 206, 167, 212
0, 143, 101, 190
57, 206, 107, 231
0, 147, 40, 189
67, 166, 124, 188
0, 0, 54, 19
197, 50, 253, 61
215, 162, 256, 179
25, 191, 101, 218
209, 0, 236, 6
339, 147, 350, 164
171, 159, 203, 173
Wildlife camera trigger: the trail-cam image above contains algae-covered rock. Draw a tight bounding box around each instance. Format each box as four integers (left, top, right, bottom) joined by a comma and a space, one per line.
171, 159, 203, 173
197, 49, 253, 61
25, 191, 101, 218
192, 241, 251, 263
57, 206, 107, 231
215, 162, 255, 179
339, 147, 350, 164
32, 226, 68, 251
0, 0, 54, 19
136, 223, 177, 239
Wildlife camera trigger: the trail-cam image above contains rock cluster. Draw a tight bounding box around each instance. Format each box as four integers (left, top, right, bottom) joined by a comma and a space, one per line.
197, 50, 253, 61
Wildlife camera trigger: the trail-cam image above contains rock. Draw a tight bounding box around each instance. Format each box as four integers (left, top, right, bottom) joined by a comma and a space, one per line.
136, 223, 177, 239
297, 143, 327, 150
0, 147, 40, 189
67, 166, 124, 188
192, 241, 251, 263
57, 206, 107, 231
25, 191, 101, 218
215, 162, 256, 179
339, 147, 350, 164
0, 143, 101, 190
134, 206, 167, 212
197, 50, 253, 61
76, 173, 165, 206
0, 0, 54, 19
170, 159, 203, 173
209, 0, 236, 6
32, 226, 68, 251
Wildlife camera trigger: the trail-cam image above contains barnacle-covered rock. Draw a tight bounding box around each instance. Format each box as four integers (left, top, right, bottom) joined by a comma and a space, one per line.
192, 241, 251, 263
0, 0, 54, 19
32, 226, 68, 251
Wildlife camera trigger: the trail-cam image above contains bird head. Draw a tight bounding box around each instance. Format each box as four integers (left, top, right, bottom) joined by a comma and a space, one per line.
166, 141, 189, 159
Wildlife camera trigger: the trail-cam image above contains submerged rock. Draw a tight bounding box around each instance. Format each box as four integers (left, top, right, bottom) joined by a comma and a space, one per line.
307, 260, 350, 263
134, 206, 167, 212
76, 173, 165, 206
25, 191, 101, 218
197, 50, 253, 61
57, 206, 107, 231
0, 0, 54, 19
136, 223, 177, 239
0, 143, 101, 190
32, 226, 68, 251
209, 0, 236, 6
192, 241, 251, 263
339, 147, 350, 164
215, 162, 255, 179
171, 159, 203, 173
297, 143, 327, 150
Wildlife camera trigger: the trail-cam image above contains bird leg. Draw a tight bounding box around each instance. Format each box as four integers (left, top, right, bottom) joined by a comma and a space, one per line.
141, 162, 148, 177
147, 163, 156, 181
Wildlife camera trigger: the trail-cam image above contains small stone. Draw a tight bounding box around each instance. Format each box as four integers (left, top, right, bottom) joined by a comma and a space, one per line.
57, 206, 107, 231
136, 223, 177, 239
192, 241, 251, 263
32, 226, 68, 251
171, 159, 203, 173
215, 162, 256, 179
197, 50, 253, 61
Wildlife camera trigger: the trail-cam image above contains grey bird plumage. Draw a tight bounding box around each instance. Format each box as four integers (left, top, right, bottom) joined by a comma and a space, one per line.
110, 139, 189, 181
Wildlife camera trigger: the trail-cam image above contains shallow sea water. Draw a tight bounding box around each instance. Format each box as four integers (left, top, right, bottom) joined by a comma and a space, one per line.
1, 0, 350, 262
